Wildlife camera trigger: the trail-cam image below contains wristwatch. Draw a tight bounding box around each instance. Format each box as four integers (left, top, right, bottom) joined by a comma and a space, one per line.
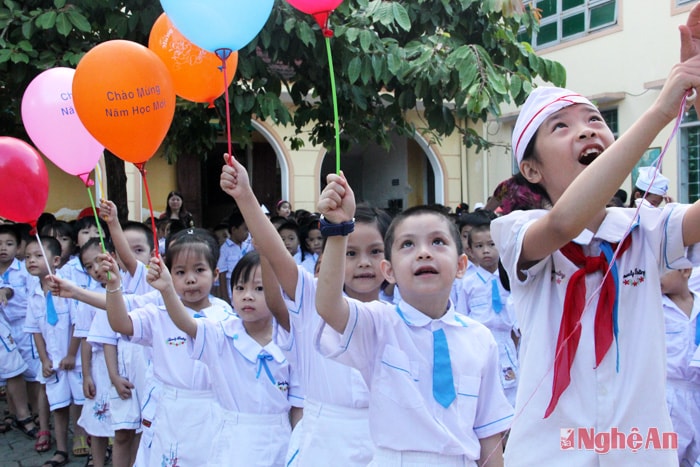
319, 215, 355, 236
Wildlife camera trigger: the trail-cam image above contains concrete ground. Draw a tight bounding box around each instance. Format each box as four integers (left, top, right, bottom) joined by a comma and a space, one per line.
0, 394, 87, 467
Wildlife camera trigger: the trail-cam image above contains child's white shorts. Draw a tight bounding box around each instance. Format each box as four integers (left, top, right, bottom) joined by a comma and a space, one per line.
43, 367, 84, 411
0, 321, 28, 379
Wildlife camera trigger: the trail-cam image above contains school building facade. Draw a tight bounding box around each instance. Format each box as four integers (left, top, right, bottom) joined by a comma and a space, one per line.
43, 0, 700, 225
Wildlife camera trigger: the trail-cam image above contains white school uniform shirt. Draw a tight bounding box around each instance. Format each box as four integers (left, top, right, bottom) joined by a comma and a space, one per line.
126, 300, 231, 389
91, 264, 155, 350
24, 281, 80, 369
491, 204, 697, 466
59, 256, 93, 291
189, 316, 302, 413
456, 266, 517, 336
217, 235, 254, 297
663, 293, 700, 386
280, 266, 370, 408
316, 298, 514, 458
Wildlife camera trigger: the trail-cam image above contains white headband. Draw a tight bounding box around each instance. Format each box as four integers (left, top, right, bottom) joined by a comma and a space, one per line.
512, 87, 595, 165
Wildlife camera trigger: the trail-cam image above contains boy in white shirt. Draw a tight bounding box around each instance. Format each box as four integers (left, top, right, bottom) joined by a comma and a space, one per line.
314, 173, 513, 466
456, 223, 519, 407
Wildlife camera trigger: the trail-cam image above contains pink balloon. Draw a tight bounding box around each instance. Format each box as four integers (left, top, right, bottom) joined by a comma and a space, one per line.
21, 67, 104, 185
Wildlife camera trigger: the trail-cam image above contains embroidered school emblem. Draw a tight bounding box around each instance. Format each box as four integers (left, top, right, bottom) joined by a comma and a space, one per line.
93, 399, 109, 421
551, 269, 565, 284
277, 381, 290, 393
166, 336, 187, 347
161, 445, 180, 467
622, 268, 646, 287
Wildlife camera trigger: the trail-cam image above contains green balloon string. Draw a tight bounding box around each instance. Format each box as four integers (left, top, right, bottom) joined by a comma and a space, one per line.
325, 36, 341, 174
86, 185, 111, 280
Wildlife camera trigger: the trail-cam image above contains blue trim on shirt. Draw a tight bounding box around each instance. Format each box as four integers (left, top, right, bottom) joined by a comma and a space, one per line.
474, 414, 514, 431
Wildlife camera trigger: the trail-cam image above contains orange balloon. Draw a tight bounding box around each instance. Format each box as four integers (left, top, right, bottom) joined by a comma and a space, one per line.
149, 14, 237, 106
72, 40, 176, 164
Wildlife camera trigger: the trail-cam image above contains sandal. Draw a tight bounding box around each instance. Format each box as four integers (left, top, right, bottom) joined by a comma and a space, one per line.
41, 450, 69, 467
35, 430, 52, 452
14, 415, 39, 439
72, 434, 90, 457
84, 453, 94, 467
0, 413, 14, 433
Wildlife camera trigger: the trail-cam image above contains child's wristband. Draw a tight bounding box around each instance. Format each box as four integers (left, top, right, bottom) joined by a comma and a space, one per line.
319, 215, 355, 237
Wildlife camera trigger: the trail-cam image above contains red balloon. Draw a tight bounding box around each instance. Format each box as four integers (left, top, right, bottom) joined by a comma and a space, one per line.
0, 137, 49, 224
285, 0, 344, 32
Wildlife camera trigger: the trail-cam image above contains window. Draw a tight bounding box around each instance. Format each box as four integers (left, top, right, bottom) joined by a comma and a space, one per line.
600, 108, 618, 138
520, 0, 617, 48
680, 107, 700, 203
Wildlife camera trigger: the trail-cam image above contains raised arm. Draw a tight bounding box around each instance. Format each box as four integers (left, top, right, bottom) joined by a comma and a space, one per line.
100, 199, 138, 276
315, 172, 354, 333
146, 256, 197, 339
260, 256, 290, 332
47, 275, 106, 309
101, 254, 135, 336
220, 154, 298, 298
521, 56, 700, 267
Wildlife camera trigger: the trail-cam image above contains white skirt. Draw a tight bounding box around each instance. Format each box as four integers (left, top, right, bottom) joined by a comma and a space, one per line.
148, 383, 220, 467
77, 349, 115, 437
207, 410, 291, 467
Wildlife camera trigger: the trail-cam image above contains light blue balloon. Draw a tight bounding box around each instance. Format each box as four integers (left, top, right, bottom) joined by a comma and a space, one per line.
160, 0, 275, 53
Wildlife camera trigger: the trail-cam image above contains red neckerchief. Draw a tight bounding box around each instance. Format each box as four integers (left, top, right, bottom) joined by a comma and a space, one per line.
544, 235, 632, 418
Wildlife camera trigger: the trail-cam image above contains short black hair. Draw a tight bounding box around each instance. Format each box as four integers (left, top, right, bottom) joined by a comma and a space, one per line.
26, 235, 62, 259
384, 205, 462, 261
74, 216, 110, 241
467, 223, 491, 248
79, 238, 115, 269
123, 221, 154, 252
227, 211, 245, 230
165, 228, 219, 271
0, 224, 20, 244
40, 220, 75, 242
230, 251, 261, 291
355, 204, 392, 240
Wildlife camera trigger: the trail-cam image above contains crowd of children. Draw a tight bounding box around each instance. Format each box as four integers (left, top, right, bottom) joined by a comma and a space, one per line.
2, 7, 700, 466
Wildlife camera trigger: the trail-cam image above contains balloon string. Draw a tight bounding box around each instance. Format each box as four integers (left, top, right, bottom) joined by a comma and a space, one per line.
34, 232, 55, 280
86, 184, 111, 280
136, 164, 160, 259
325, 36, 341, 174
480, 89, 694, 467
218, 48, 234, 165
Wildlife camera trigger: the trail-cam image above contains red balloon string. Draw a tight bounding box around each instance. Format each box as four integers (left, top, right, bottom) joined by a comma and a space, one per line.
135, 162, 160, 259
216, 48, 235, 166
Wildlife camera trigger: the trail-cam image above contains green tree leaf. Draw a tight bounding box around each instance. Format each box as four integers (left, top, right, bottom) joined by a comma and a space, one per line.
55, 12, 71, 36
392, 3, 411, 32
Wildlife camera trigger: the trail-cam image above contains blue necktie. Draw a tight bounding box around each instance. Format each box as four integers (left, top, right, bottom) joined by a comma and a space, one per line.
46, 292, 58, 326
432, 328, 456, 408
256, 354, 276, 385
491, 277, 503, 314
1, 269, 9, 283
695, 316, 700, 346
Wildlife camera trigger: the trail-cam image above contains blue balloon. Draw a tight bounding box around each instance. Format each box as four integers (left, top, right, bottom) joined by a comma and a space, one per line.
160, 0, 274, 53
